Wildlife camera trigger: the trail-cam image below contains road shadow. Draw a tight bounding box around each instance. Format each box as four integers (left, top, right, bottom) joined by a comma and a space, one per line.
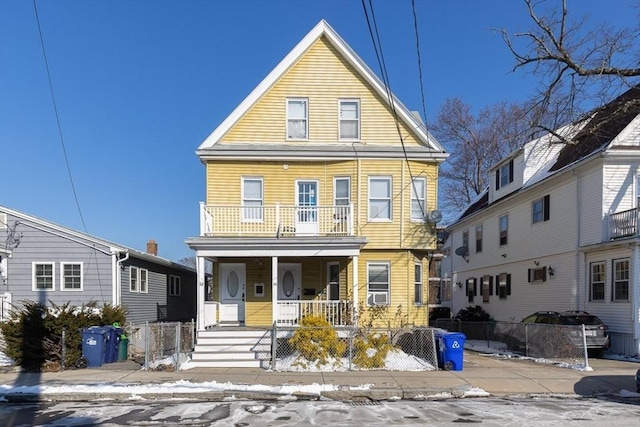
574, 374, 640, 405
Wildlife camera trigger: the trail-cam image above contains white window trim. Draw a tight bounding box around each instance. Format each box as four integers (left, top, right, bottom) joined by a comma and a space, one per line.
286, 97, 308, 140
334, 176, 351, 221
338, 99, 360, 141
414, 262, 423, 305
32, 262, 55, 291
410, 177, 427, 222
368, 176, 392, 221
61, 262, 83, 291
367, 261, 390, 306
241, 176, 264, 223
612, 258, 629, 301
140, 268, 148, 294
170, 275, 181, 296
590, 261, 606, 301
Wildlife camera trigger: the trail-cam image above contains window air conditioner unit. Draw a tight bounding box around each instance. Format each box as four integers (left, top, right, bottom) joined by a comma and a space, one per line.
373, 293, 388, 305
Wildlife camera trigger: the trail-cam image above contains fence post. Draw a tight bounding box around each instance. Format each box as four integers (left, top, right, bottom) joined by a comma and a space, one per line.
582, 324, 590, 370
144, 321, 149, 371
348, 326, 353, 371
271, 322, 277, 371
175, 322, 181, 371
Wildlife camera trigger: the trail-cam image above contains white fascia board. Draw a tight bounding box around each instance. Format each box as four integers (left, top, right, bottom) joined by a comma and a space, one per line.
198, 20, 445, 153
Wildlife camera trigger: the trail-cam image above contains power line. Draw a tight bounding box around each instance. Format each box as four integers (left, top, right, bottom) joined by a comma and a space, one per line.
411, 0, 429, 132
32, 0, 87, 233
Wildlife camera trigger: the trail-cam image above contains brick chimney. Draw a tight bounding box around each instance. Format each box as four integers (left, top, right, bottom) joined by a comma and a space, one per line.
146, 239, 158, 256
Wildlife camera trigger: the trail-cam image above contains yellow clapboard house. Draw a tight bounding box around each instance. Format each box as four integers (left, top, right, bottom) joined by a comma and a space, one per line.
187, 20, 447, 338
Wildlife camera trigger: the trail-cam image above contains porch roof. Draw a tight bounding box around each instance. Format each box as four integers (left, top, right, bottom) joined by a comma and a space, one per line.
185, 236, 367, 258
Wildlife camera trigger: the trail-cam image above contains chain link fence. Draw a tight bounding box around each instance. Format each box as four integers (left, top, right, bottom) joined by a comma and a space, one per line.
269, 325, 439, 372
434, 319, 588, 364
125, 321, 196, 371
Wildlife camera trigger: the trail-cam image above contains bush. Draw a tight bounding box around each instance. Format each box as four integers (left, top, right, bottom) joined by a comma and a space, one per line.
288, 315, 346, 368
0, 300, 127, 371
454, 305, 492, 322
353, 332, 394, 369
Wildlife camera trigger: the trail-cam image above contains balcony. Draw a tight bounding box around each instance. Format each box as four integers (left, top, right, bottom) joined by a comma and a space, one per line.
608, 208, 639, 240
199, 203, 355, 237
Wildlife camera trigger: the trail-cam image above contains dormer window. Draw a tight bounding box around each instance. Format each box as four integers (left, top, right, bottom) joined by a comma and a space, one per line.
495, 159, 514, 190
287, 98, 308, 139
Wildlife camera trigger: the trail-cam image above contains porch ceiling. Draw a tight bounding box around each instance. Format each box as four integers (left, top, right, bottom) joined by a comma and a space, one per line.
185, 236, 367, 257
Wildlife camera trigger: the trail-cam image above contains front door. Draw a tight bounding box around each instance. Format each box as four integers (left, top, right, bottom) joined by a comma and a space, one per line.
219, 263, 245, 324
277, 263, 302, 323
295, 180, 318, 235
327, 262, 340, 300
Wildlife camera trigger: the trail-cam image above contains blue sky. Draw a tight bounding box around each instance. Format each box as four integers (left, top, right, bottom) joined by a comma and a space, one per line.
0, 0, 637, 262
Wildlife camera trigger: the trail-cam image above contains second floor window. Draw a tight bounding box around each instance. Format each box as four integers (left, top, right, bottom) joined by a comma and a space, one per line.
339, 99, 360, 140
410, 177, 426, 221
462, 229, 469, 250
242, 177, 264, 221
499, 214, 508, 246
475, 224, 483, 253
590, 261, 605, 301
287, 98, 308, 139
369, 176, 392, 220
532, 195, 550, 224
334, 177, 350, 219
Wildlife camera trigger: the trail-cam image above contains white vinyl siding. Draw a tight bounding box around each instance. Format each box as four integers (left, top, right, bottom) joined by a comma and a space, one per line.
61, 262, 83, 291
287, 98, 308, 139
33, 262, 54, 291
368, 176, 392, 221
242, 177, 264, 222
339, 99, 360, 140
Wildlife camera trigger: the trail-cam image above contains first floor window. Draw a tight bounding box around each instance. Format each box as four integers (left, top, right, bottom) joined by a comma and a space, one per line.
466, 278, 476, 303
482, 275, 492, 303
369, 177, 392, 220
612, 258, 629, 301
242, 177, 264, 221
498, 273, 511, 299
367, 262, 390, 305
414, 263, 423, 304
33, 262, 54, 290
169, 275, 181, 296
140, 268, 148, 293
62, 262, 82, 290
590, 262, 605, 301
130, 267, 138, 292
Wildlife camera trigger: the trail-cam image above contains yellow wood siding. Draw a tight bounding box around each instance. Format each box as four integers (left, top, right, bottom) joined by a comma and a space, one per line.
221, 37, 425, 146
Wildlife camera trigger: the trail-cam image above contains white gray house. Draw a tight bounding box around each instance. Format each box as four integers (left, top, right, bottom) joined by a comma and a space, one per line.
0, 205, 197, 324
443, 85, 640, 356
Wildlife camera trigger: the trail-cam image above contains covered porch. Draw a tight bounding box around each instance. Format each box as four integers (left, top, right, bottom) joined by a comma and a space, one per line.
186, 236, 367, 331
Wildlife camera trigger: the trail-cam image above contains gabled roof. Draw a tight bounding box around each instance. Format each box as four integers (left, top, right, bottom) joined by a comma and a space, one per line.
0, 205, 194, 271
198, 19, 444, 153
453, 84, 640, 224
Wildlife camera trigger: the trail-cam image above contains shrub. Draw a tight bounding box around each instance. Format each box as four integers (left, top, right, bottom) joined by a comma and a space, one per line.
454, 305, 492, 322
0, 300, 127, 371
353, 332, 394, 369
288, 315, 346, 368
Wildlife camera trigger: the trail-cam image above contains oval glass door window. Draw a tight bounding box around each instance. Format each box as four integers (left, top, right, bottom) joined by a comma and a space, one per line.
282, 271, 295, 297
227, 271, 239, 298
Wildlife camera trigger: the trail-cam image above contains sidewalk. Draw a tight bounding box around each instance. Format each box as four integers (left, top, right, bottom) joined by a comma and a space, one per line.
0, 351, 638, 402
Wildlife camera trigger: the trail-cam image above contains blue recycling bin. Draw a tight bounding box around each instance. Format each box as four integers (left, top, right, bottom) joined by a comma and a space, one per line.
82, 326, 109, 368
103, 326, 124, 364
437, 332, 466, 371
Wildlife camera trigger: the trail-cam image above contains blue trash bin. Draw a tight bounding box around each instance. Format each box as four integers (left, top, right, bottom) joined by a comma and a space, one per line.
103, 326, 124, 364
82, 326, 108, 368
437, 332, 466, 371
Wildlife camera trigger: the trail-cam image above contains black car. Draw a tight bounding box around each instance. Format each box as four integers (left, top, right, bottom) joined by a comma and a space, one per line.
521, 311, 610, 356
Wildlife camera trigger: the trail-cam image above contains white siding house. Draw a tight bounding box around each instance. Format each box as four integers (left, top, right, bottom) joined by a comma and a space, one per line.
444, 85, 640, 356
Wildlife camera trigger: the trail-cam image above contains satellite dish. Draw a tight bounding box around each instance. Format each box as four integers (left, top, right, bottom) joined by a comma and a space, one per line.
427, 210, 443, 224
454, 246, 469, 257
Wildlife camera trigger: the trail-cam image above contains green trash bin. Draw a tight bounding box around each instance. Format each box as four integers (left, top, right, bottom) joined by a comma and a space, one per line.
118, 337, 129, 361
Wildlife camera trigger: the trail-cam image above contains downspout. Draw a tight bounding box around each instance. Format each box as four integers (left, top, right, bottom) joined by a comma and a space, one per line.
632, 244, 640, 354
114, 250, 130, 306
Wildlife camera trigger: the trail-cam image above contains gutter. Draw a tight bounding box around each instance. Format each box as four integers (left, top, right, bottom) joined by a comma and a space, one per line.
114, 250, 130, 306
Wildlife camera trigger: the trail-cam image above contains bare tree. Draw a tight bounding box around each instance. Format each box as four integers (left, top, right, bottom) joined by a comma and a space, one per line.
500, 0, 640, 137
433, 98, 537, 217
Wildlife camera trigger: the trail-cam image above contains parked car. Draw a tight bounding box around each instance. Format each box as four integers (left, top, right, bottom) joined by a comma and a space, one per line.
521, 311, 610, 356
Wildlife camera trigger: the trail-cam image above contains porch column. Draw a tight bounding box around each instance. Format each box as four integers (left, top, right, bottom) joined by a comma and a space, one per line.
271, 256, 279, 324
196, 255, 206, 331
352, 255, 359, 325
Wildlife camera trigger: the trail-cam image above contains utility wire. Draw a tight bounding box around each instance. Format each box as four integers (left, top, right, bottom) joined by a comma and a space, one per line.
32, 0, 88, 233
411, 0, 429, 132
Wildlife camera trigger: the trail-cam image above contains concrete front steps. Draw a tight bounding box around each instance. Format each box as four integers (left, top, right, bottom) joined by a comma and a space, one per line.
190, 328, 272, 368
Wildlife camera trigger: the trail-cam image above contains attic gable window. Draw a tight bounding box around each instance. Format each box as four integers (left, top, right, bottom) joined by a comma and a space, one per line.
287, 98, 308, 139
495, 159, 514, 190
339, 99, 360, 140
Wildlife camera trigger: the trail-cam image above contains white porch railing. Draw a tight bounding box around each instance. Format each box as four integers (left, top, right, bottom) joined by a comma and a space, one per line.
199, 203, 354, 237
608, 208, 639, 240
276, 300, 352, 326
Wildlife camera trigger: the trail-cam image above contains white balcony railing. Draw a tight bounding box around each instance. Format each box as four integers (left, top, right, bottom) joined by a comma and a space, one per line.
199, 203, 354, 237
608, 208, 639, 240
275, 300, 352, 326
